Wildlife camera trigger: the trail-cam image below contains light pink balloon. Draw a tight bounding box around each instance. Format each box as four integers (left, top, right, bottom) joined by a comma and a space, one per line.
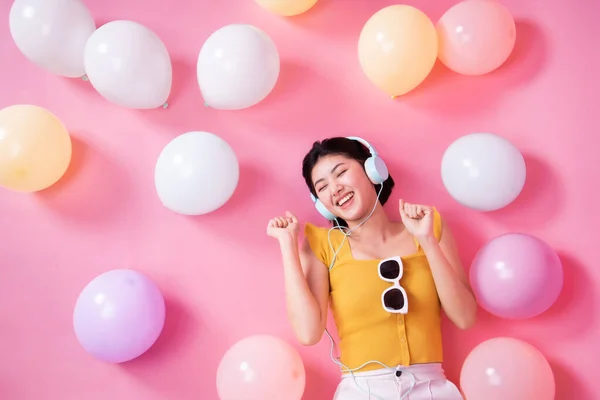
460, 337, 555, 400
470, 233, 563, 319
437, 0, 516, 75
216, 335, 305, 400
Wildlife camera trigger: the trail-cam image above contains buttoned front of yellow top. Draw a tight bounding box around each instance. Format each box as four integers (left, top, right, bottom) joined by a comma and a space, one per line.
304, 209, 444, 372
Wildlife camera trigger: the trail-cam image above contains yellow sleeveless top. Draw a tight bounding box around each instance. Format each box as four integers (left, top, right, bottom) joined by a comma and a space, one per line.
304, 209, 444, 372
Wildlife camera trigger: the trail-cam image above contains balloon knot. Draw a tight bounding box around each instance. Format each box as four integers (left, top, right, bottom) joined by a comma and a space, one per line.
391, 95, 398, 100
162, 102, 168, 109
204, 102, 209, 108
82, 75, 89, 81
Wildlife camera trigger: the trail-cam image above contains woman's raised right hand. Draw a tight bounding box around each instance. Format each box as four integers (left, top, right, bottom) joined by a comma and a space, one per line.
267, 211, 299, 240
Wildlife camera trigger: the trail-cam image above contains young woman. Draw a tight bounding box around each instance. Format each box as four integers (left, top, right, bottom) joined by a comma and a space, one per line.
267, 137, 477, 399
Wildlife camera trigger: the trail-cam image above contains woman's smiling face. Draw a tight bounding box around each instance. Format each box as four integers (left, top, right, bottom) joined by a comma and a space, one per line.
311, 154, 377, 223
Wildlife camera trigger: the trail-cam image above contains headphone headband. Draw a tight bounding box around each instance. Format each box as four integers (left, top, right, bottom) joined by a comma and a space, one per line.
346, 136, 379, 156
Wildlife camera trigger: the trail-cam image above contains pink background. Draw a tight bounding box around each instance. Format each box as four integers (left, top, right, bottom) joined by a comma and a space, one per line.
1, 0, 598, 399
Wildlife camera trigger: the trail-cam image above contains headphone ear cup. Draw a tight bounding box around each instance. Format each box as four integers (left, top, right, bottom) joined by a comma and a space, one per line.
315, 198, 336, 221
364, 156, 389, 184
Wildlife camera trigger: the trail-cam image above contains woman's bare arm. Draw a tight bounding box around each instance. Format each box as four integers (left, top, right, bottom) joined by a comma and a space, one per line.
278, 233, 330, 345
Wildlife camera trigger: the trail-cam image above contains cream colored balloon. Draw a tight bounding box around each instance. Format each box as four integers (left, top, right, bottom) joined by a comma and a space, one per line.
0, 105, 72, 192
358, 5, 438, 97
255, 0, 318, 16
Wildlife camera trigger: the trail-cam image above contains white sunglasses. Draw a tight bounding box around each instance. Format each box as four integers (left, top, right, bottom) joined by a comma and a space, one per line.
378, 256, 408, 314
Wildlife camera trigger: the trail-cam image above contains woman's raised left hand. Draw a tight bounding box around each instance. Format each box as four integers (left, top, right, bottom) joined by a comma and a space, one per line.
399, 199, 435, 240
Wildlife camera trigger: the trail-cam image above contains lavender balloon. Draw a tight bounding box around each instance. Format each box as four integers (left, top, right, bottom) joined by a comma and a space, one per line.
470, 233, 563, 319
73, 269, 166, 363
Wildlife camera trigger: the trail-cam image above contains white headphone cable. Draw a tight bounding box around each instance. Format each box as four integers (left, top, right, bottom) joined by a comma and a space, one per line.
320, 183, 416, 399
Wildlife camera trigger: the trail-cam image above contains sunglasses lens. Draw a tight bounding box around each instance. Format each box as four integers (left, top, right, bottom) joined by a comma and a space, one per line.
384, 289, 405, 310
379, 260, 400, 280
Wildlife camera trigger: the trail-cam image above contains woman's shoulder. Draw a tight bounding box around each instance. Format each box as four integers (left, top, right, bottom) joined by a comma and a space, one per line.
304, 222, 328, 236
302, 222, 337, 266
430, 206, 443, 241
304, 222, 347, 239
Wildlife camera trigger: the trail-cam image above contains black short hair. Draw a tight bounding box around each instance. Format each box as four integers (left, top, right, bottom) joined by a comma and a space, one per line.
301, 137, 395, 227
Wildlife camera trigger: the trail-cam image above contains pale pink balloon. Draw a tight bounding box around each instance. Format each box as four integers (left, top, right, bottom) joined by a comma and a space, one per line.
216, 335, 305, 400
460, 337, 555, 400
469, 233, 563, 319
437, 0, 516, 75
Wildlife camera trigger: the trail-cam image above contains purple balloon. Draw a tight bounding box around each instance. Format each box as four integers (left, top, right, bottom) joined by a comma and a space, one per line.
73, 269, 166, 363
469, 233, 563, 319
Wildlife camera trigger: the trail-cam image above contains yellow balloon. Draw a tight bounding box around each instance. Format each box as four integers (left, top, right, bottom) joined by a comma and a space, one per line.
358, 5, 438, 98
0, 105, 72, 192
255, 0, 318, 16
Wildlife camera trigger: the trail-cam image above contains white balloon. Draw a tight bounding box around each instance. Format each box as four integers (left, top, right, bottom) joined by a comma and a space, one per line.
197, 24, 280, 110
155, 131, 240, 215
441, 133, 526, 211
9, 0, 96, 78
84, 20, 172, 109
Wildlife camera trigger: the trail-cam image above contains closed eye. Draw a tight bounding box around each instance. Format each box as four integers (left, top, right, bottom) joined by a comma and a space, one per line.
317, 185, 327, 193
337, 170, 347, 177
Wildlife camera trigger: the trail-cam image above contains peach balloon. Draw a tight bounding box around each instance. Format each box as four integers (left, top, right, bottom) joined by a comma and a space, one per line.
437, 0, 516, 75
255, 0, 318, 16
460, 337, 555, 400
216, 335, 305, 400
358, 5, 438, 98
0, 105, 72, 192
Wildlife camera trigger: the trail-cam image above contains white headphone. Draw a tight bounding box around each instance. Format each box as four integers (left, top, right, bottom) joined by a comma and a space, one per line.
310, 136, 389, 221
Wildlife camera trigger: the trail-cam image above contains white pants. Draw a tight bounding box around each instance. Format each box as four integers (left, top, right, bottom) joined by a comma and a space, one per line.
333, 363, 463, 400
